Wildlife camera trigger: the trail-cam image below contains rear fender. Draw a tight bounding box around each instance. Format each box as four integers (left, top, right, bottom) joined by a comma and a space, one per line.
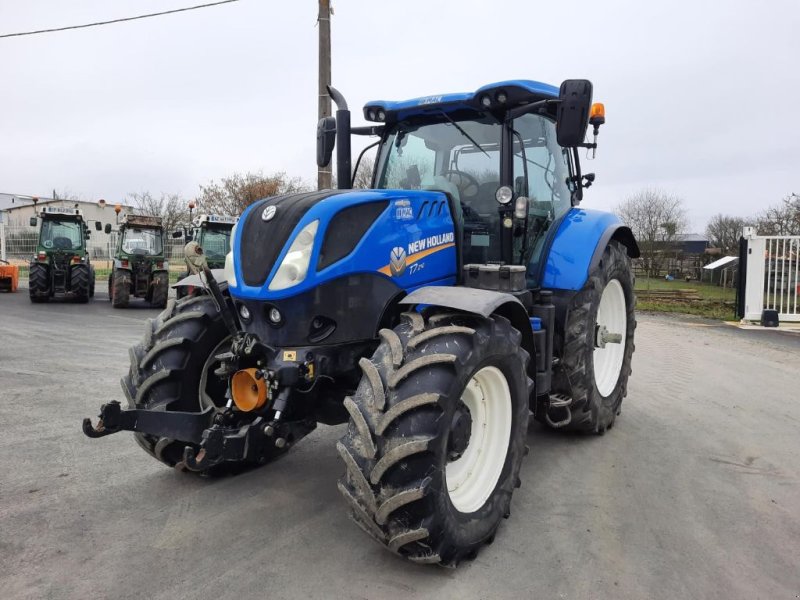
542, 208, 639, 291
400, 286, 535, 369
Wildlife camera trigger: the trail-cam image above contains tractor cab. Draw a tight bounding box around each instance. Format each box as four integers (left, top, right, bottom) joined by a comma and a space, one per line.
179, 214, 237, 269
320, 80, 605, 286
173, 214, 238, 298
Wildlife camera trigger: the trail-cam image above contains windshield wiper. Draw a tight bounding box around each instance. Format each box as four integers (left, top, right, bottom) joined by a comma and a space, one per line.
439, 111, 490, 158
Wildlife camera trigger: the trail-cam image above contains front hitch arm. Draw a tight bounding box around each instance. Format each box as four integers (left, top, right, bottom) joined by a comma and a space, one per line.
82, 401, 215, 444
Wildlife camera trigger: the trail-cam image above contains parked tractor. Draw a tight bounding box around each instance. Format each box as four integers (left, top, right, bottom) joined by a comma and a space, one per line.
28, 206, 101, 303
173, 214, 238, 298
85, 79, 639, 566
107, 214, 169, 308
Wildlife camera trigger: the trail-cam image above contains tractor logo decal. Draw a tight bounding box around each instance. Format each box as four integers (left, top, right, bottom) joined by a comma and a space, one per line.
389, 246, 407, 277
379, 232, 455, 278
393, 199, 413, 221
261, 206, 277, 222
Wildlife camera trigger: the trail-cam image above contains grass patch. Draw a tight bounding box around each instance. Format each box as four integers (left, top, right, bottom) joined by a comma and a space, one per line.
634, 277, 736, 301
635, 277, 737, 319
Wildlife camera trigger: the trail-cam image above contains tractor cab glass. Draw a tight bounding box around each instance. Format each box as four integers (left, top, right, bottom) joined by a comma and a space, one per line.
121, 228, 163, 256
374, 111, 572, 268
195, 226, 232, 261
39, 219, 83, 250
511, 113, 572, 278
375, 114, 504, 263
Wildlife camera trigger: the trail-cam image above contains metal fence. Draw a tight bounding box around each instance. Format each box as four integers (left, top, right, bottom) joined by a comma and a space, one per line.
0, 223, 189, 275
741, 227, 800, 322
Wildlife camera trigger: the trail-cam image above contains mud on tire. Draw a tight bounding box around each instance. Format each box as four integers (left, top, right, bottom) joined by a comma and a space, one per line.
150, 272, 169, 308
111, 269, 130, 308
337, 310, 531, 566
548, 240, 636, 433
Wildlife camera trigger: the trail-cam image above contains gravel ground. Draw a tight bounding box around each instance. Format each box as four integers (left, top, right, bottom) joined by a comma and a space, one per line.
1, 290, 798, 600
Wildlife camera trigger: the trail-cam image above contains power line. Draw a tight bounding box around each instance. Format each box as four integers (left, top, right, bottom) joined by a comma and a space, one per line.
0, 0, 241, 39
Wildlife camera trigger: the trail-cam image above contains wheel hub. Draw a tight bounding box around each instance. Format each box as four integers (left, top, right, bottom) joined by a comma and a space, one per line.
447, 403, 473, 461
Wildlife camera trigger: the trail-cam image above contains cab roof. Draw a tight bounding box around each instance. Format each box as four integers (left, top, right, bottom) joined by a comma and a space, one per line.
363, 79, 559, 124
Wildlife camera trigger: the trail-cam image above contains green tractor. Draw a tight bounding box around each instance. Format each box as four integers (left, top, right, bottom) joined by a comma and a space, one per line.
108, 214, 169, 309
28, 206, 101, 303
173, 214, 238, 298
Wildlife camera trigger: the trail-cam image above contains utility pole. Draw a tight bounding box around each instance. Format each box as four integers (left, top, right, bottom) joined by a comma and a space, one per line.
317, 0, 332, 190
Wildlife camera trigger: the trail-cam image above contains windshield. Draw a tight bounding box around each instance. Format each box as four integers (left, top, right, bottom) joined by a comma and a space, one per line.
198, 227, 232, 260
121, 227, 163, 256
40, 219, 83, 250
375, 114, 503, 262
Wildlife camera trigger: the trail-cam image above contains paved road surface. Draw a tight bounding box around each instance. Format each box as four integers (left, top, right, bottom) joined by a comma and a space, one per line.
1, 291, 798, 599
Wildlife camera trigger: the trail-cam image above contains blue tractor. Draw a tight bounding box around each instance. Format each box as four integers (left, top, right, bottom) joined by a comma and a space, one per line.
84, 79, 639, 566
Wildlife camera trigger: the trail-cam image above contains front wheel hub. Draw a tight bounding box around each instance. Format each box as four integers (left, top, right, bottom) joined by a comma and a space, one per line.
447, 403, 472, 461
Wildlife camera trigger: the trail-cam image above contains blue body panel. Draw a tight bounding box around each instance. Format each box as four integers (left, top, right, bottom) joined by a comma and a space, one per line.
542, 208, 623, 291
228, 190, 458, 302
365, 79, 559, 122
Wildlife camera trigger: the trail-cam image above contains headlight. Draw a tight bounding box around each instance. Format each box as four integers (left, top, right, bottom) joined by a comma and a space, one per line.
268, 220, 319, 291
224, 219, 239, 287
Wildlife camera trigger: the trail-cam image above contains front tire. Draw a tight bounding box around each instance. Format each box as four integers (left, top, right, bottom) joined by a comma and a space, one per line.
548, 240, 636, 433
337, 311, 530, 566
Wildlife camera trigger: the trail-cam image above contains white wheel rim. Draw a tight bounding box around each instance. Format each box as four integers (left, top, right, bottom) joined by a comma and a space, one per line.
593, 279, 627, 397
446, 366, 512, 514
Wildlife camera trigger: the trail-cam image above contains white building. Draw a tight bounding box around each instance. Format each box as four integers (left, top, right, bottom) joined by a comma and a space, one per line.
0, 193, 134, 227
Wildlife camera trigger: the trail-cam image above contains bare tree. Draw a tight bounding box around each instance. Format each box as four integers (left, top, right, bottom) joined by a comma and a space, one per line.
197, 171, 309, 216
756, 193, 800, 236
352, 156, 374, 189
127, 191, 190, 234
615, 188, 688, 277
706, 214, 752, 255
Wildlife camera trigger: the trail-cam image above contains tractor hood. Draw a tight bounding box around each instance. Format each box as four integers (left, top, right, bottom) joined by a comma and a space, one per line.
226, 189, 459, 302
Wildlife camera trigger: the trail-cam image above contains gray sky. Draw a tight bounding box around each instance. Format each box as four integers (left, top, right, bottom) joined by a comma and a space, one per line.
1, 0, 798, 231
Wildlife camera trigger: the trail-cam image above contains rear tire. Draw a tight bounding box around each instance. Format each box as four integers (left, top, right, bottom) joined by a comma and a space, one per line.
28, 263, 50, 303
89, 266, 95, 298
548, 240, 636, 433
150, 272, 169, 308
71, 264, 90, 303
111, 269, 130, 308
337, 310, 530, 566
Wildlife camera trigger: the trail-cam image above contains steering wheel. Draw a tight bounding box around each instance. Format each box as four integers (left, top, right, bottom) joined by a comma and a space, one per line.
440, 169, 480, 199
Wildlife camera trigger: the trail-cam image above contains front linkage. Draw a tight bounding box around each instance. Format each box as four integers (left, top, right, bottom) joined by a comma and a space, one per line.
83, 253, 314, 471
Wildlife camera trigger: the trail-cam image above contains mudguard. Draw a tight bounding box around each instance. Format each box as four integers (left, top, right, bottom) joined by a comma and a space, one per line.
400, 286, 535, 365
542, 208, 639, 291
172, 269, 227, 290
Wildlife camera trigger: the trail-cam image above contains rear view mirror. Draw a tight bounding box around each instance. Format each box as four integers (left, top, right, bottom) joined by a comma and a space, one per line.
556, 79, 593, 147
95, 221, 102, 231
172, 230, 183, 239
104, 223, 112, 234
29, 217, 37, 227
316, 116, 337, 167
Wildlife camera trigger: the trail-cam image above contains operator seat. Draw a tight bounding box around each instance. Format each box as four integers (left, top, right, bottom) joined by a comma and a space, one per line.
53, 237, 73, 250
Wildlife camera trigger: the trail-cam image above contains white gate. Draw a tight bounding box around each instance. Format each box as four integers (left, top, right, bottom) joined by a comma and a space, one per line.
741, 227, 800, 322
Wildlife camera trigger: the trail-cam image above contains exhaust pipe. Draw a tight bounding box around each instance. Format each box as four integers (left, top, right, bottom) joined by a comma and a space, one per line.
328, 86, 352, 190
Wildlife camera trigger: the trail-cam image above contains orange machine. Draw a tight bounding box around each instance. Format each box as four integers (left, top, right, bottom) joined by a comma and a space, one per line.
0, 260, 19, 292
